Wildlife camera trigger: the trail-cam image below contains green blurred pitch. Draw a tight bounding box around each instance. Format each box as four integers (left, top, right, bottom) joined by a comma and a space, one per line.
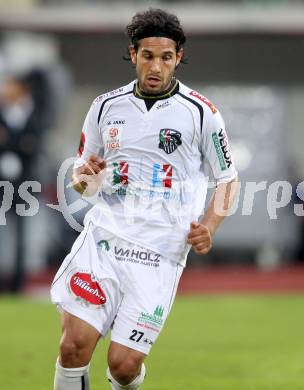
0, 295, 304, 390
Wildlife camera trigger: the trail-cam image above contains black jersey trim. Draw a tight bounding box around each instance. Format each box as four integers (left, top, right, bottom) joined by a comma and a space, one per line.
98, 90, 133, 124
177, 92, 204, 131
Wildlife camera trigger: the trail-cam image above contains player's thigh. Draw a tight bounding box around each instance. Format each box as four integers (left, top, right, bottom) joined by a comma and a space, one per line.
61, 310, 101, 348
111, 244, 183, 355
51, 223, 123, 337
60, 311, 101, 360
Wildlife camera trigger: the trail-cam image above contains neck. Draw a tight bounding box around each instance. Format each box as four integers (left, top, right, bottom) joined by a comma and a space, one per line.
135, 78, 179, 100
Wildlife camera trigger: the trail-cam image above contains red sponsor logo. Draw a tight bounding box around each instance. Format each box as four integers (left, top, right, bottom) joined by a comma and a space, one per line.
107, 141, 120, 150
163, 164, 172, 188
120, 161, 128, 185
109, 127, 119, 138
70, 272, 106, 305
190, 91, 218, 114
77, 132, 85, 156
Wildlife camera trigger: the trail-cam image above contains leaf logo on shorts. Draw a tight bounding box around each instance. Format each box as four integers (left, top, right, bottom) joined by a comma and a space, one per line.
97, 240, 110, 251
70, 272, 106, 306
154, 305, 164, 318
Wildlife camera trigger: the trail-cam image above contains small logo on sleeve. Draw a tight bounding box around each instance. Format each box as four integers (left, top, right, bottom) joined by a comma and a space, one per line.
77, 132, 85, 157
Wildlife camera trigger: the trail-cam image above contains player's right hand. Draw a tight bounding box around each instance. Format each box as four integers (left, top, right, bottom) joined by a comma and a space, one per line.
72, 155, 107, 196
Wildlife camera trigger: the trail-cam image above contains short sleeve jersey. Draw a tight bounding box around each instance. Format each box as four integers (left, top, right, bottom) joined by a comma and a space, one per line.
74, 80, 238, 266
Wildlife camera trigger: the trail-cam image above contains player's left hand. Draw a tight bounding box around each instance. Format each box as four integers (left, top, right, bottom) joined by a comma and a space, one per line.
187, 222, 212, 255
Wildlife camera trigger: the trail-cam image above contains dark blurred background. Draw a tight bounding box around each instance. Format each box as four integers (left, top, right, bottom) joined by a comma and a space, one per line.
0, 0, 303, 293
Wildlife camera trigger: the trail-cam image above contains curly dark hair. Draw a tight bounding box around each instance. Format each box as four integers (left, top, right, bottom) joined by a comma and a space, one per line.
126, 8, 186, 53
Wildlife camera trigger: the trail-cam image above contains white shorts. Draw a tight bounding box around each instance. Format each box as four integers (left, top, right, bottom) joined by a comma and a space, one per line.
50, 222, 183, 354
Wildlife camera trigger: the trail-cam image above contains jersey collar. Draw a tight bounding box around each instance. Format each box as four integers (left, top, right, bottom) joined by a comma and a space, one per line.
133, 78, 179, 100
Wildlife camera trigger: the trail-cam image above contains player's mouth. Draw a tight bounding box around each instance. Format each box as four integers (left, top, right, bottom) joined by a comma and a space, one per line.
146, 76, 162, 88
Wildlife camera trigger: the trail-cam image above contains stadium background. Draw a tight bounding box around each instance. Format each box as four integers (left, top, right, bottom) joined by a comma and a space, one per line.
0, 1, 304, 389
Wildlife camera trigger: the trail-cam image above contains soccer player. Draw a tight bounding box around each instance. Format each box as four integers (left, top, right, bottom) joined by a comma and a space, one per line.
51, 8, 238, 390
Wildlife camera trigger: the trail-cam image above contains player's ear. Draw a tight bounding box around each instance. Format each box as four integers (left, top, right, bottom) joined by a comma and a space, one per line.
129, 45, 137, 65
175, 48, 184, 68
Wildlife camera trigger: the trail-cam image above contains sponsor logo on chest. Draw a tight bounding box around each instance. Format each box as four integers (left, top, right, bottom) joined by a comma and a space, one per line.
106, 119, 126, 125
105, 127, 122, 150
156, 101, 171, 110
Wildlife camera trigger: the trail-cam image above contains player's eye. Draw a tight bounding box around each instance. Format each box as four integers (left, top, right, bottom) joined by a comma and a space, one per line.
143, 53, 153, 59
162, 55, 173, 61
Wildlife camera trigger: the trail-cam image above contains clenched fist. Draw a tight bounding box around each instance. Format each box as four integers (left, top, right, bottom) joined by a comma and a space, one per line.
187, 222, 212, 255
73, 155, 107, 196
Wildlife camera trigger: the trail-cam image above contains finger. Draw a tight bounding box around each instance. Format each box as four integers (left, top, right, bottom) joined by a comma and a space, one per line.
89, 155, 106, 168
188, 226, 210, 240
187, 236, 210, 246
78, 166, 94, 176
194, 244, 212, 255
188, 229, 208, 239
88, 162, 103, 174
190, 221, 200, 229
77, 173, 95, 183
83, 162, 103, 175
76, 166, 92, 176
195, 242, 210, 251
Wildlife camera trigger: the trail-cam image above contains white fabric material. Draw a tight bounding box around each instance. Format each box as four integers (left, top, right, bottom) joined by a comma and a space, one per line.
107, 364, 146, 389
50, 224, 183, 355
54, 359, 90, 390
74, 80, 238, 266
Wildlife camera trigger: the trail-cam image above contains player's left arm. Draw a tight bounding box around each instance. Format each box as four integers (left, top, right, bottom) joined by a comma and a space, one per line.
187, 103, 239, 255
187, 176, 239, 255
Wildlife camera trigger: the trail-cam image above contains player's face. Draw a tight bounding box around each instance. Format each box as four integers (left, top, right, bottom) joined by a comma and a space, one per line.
130, 37, 183, 94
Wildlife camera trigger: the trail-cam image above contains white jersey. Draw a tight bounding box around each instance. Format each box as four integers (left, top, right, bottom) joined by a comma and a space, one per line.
74, 80, 238, 266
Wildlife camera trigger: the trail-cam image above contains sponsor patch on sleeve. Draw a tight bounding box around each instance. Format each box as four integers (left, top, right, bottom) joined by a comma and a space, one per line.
212, 129, 232, 170
77, 132, 85, 157
190, 90, 218, 114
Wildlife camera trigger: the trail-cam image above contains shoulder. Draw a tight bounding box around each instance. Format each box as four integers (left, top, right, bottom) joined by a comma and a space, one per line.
176, 82, 220, 130
92, 81, 135, 107
84, 81, 135, 123
87, 81, 135, 123
177, 82, 218, 115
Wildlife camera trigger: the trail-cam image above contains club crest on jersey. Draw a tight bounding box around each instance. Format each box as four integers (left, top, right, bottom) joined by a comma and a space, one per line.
158, 129, 182, 154
106, 127, 121, 150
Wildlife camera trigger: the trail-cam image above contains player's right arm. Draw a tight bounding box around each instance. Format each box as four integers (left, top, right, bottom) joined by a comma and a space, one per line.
72, 98, 106, 195
73, 155, 106, 195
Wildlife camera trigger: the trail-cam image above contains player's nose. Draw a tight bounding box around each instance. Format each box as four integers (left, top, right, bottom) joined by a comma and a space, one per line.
150, 58, 162, 73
